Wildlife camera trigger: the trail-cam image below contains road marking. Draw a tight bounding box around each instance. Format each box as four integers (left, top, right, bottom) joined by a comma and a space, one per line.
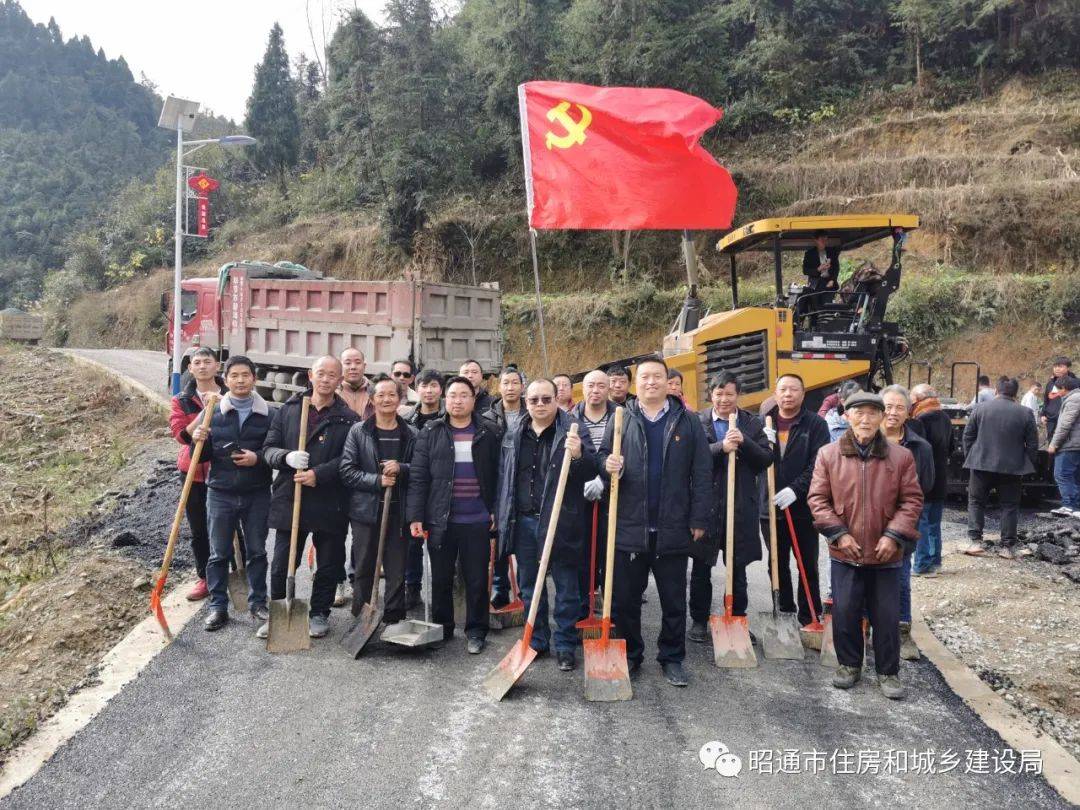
0, 580, 201, 798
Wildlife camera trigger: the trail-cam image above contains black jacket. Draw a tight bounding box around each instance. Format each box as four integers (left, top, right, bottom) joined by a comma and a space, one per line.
404, 415, 500, 549
1043, 372, 1078, 421
482, 398, 524, 434
758, 404, 831, 522
404, 401, 445, 429
899, 422, 935, 497
695, 409, 772, 567
963, 397, 1039, 476
474, 389, 494, 416
495, 409, 598, 564
339, 415, 417, 525
263, 393, 358, 532
597, 396, 711, 556
915, 407, 952, 501
204, 393, 274, 493
802, 246, 841, 291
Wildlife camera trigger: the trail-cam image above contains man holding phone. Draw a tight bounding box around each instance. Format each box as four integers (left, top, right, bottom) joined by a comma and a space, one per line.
190, 355, 274, 632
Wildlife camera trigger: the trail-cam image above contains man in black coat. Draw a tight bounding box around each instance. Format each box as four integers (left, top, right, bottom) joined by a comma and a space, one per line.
262, 356, 358, 639
339, 375, 416, 627
495, 380, 595, 671
190, 355, 274, 633
1042, 356, 1077, 439
759, 374, 831, 628
599, 357, 711, 687
802, 231, 842, 302
963, 377, 1039, 558
484, 365, 526, 609
406, 376, 500, 652
459, 359, 494, 415
911, 383, 953, 576
689, 372, 771, 644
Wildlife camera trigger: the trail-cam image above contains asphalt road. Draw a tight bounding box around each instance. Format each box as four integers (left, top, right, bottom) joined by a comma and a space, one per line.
4, 350, 1068, 808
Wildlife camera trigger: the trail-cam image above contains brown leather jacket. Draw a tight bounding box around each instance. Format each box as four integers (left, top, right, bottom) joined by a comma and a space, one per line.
808, 430, 923, 566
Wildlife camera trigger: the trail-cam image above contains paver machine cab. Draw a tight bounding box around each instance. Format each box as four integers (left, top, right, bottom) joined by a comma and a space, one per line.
600, 215, 919, 411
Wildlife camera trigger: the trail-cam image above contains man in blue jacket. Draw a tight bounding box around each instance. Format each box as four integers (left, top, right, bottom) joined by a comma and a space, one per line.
189, 355, 273, 632
600, 357, 711, 687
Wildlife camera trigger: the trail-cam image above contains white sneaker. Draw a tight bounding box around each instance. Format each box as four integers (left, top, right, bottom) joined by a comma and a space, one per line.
255, 621, 269, 639
1050, 506, 1073, 517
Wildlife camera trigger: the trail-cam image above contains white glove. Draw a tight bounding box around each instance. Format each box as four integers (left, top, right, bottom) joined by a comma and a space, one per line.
763, 425, 777, 444
583, 476, 605, 501
773, 487, 797, 510
286, 450, 310, 470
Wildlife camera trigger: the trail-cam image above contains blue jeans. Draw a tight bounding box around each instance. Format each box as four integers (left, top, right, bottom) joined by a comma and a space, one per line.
1054, 451, 1080, 510
899, 552, 912, 624
914, 500, 944, 573
206, 487, 270, 611
514, 515, 580, 654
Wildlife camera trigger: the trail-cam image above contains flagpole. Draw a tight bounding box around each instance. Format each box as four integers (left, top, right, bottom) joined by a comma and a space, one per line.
529, 228, 551, 377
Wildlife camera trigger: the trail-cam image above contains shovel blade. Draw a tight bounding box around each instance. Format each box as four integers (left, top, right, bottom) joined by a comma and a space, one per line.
709, 614, 758, 668
149, 579, 172, 642
819, 614, 839, 668
341, 603, 382, 658
482, 638, 537, 701
228, 570, 249, 613
266, 598, 311, 653
381, 619, 443, 648
583, 638, 632, 702
760, 612, 805, 660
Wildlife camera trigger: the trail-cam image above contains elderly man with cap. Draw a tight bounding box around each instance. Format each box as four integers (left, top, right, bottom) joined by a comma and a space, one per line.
809, 390, 923, 700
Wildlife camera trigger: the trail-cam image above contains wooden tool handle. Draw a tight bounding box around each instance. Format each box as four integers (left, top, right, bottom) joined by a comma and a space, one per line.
724, 412, 738, 597
369, 485, 393, 608
525, 422, 579, 629
232, 532, 245, 573
158, 395, 218, 581
600, 407, 623, 635
765, 416, 781, 592
286, 396, 311, 579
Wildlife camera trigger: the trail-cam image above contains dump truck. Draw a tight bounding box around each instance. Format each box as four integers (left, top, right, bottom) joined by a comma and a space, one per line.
0, 308, 44, 344
586, 214, 918, 412
163, 261, 502, 400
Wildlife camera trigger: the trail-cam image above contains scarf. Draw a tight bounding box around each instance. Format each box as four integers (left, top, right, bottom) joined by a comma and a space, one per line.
912, 397, 941, 419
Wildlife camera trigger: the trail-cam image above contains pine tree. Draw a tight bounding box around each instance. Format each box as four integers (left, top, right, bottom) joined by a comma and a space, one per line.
244, 23, 300, 189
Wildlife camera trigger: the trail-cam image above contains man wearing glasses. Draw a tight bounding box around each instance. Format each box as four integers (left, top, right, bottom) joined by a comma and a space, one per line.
495, 379, 595, 671
391, 359, 420, 415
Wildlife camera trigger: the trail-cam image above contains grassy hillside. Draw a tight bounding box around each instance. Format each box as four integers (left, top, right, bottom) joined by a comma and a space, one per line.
56, 74, 1079, 384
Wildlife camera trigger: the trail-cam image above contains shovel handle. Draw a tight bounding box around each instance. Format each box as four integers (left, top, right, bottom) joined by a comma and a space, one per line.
587, 501, 599, 606
369, 486, 393, 609
524, 423, 579, 632
784, 506, 820, 626
285, 397, 311, 580
600, 407, 623, 640
764, 416, 781, 593
723, 412, 738, 605
233, 532, 245, 573
156, 395, 218, 588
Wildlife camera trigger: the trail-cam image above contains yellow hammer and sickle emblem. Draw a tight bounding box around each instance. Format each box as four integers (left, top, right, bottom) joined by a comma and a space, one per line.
545, 101, 592, 150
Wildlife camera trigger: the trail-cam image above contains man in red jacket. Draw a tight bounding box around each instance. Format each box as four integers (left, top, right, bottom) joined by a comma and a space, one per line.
168, 348, 226, 601
809, 391, 923, 700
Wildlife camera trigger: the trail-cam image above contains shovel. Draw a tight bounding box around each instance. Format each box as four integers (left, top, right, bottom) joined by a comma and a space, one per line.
759, 416, 803, 660
483, 423, 580, 701
227, 532, 248, 612
819, 597, 839, 667
381, 535, 443, 649
341, 486, 393, 657
151, 395, 217, 641
267, 396, 312, 654
783, 506, 824, 650
576, 502, 603, 639
709, 412, 758, 668
583, 408, 632, 701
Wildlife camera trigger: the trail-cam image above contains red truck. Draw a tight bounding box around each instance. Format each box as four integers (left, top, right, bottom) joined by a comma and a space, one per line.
164, 261, 502, 400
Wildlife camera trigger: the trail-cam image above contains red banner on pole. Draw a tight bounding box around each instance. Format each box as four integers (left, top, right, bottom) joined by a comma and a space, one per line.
196, 197, 210, 237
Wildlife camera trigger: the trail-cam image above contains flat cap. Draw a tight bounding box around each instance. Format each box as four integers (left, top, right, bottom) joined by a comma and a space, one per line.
844, 390, 885, 411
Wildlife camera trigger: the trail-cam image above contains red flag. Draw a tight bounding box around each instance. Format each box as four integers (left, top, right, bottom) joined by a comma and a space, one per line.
518, 81, 737, 230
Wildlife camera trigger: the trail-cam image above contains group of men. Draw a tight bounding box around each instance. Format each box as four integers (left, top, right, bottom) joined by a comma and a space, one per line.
169, 346, 948, 697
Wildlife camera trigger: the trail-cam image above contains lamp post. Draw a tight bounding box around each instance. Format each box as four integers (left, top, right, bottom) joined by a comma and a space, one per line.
158, 96, 256, 395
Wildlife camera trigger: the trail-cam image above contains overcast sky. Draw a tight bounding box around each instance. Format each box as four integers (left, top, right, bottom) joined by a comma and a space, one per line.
20, 0, 386, 122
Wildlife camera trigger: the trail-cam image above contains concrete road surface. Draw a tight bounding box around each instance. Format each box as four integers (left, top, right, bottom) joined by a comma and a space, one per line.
5, 349, 1068, 808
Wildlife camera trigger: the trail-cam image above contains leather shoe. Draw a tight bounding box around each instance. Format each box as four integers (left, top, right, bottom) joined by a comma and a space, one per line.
687, 621, 708, 643
662, 661, 689, 687
557, 651, 576, 672
467, 636, 485, 654
204, 610, 229, 632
